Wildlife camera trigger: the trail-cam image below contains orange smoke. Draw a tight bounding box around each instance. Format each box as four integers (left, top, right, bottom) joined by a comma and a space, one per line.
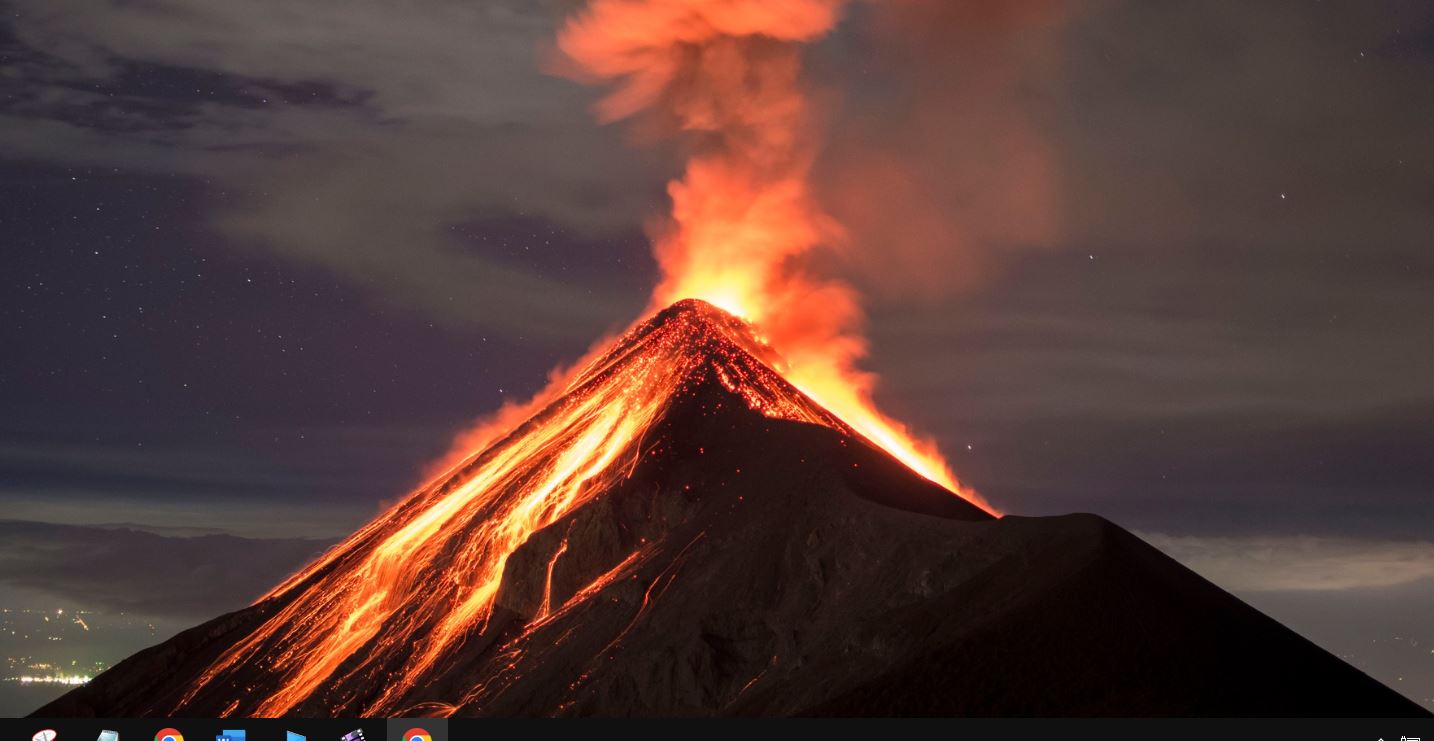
558, 0, 993, 512
822, 0, 1065, 302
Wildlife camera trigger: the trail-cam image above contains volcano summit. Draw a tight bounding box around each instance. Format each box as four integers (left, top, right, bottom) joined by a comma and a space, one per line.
37, 300, 1424, 717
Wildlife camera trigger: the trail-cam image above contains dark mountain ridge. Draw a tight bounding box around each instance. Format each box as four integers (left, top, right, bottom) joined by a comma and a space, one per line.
35, 300, 1427, 717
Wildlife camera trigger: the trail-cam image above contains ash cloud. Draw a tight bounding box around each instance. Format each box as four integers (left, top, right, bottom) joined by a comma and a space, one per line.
0, 1, 661, 341
814, 0, 1068, 302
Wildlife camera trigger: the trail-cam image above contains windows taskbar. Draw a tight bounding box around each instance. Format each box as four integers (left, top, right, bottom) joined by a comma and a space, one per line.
10, 717, 1434, 741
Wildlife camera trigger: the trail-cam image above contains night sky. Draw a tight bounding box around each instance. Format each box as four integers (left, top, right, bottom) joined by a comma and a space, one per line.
2, 0, 1433, 712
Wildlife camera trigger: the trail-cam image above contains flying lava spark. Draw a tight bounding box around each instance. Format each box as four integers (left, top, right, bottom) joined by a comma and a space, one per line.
174, 0, 994, 717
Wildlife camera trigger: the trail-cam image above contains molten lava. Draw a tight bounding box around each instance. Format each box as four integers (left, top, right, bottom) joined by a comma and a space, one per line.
556, 0, 988, 509
47, 296, 1427, 718
181, 300, 904, 716
179, 0, 995, 717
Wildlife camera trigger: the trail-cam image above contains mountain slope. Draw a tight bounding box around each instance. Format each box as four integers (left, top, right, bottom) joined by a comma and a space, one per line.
35, 300, 1426, 717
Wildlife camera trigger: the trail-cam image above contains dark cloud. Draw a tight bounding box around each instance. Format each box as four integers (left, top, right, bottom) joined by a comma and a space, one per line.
1, 0, 665, 340
1155, 533, 1434, 710
2, 0, 1428, 543
1142, 531, 1434, 592
1243, 577, 1434, 711
0, 520, 332, 617
844, 0, 1434, 540
0, 432, 426, 538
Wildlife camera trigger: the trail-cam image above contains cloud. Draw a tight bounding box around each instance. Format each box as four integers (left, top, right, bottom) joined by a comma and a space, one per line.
2, 1, 666, 340
12, 0, 1428, 343
5, 0, 1433, 544
835, 1, 1434, 529
0, 520, 333, 617
1141, 532, 1434, 592
0, 431, 458, 539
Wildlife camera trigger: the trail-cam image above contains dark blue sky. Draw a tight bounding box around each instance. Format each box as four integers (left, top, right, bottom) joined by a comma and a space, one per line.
1, 0, 1433, 710
1, 158, 648, 536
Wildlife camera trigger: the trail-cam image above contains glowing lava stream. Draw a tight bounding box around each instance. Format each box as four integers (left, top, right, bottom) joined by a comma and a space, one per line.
181, 304, 847, 716
183, 0, 998, 717
556, 0, 995, 513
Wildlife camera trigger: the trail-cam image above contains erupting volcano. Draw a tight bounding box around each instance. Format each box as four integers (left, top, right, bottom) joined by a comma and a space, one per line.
33, 0, 1427, 719
36, 299, 1426, 717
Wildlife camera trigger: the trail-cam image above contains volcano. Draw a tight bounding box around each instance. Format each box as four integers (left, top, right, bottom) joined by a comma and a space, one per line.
37, 300, 1424, 717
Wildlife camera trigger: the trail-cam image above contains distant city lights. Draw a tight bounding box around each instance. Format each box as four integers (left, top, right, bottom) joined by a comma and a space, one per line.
10, 674, 91, 686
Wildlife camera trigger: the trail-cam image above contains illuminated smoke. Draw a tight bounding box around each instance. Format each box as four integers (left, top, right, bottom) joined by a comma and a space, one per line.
557, 0, 991, 508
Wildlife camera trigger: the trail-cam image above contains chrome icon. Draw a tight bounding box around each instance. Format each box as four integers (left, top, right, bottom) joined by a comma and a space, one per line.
403, 730, 431, 741
154, 730, 183, 741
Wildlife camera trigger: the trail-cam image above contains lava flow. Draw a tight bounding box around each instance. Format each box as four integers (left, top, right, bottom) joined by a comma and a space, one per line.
178, 0, 995, 718
180, 300, 905, 716
557, 0, 989, 509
